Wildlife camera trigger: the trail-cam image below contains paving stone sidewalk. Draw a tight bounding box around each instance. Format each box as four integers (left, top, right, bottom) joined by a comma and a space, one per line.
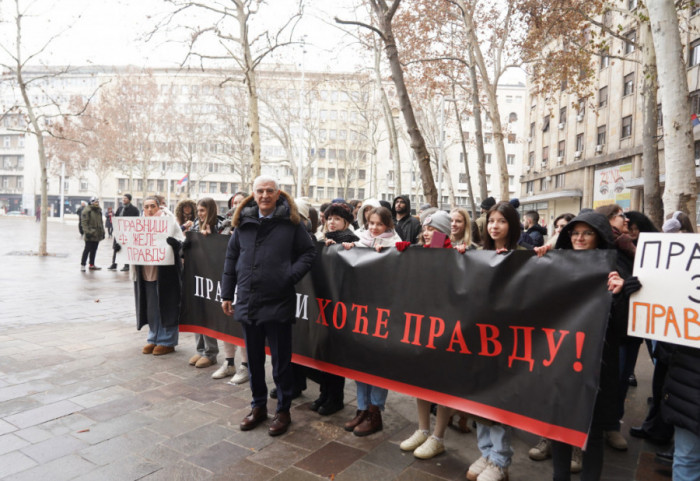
0, 217, 673, 480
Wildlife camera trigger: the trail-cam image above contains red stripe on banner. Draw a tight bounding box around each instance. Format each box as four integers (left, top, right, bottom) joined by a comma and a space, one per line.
179, 323, 588, 447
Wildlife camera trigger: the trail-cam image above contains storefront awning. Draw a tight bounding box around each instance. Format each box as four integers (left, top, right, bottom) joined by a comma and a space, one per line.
520, 189, 583, 204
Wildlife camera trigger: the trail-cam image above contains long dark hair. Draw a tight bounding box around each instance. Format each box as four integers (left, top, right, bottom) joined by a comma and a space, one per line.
197, 197, 218, 230
483, 201, 521, 251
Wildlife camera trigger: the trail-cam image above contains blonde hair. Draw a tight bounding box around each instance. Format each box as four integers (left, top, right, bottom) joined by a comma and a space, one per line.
450, 207, 472, 246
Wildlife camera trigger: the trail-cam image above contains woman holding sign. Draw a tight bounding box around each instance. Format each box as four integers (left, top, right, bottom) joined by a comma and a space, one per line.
134, 196, 185, 356
546, 210, 640, 481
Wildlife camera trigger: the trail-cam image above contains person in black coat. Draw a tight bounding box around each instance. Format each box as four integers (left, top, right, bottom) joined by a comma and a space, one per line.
392, 195, 421, 244
221, 176, 316, 437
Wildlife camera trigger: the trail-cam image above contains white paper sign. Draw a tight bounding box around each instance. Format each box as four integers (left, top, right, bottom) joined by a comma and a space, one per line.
628, 233, 700, 348
114, 216, 175, 265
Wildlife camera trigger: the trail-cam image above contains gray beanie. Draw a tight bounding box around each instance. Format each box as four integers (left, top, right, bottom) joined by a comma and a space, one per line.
422, 210, 451, 235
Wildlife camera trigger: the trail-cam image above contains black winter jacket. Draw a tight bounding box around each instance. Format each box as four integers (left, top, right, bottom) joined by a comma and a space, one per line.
392, 195, 421, 244
663, 346, 700, 435
221, 191, 316, 324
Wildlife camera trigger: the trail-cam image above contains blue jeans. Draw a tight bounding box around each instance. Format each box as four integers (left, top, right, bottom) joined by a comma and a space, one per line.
144, 281, 178, 346
674, 427, 700, 481
476, 422, 513, 469
355, 381, 388, 410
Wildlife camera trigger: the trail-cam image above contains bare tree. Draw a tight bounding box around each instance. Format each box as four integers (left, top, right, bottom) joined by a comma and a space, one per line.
212, 84, 253, 189
337, 0, 438, 206
156, 0, 303, 179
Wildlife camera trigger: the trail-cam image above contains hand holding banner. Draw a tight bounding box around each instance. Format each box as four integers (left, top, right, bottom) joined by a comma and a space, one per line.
114, 216, 175, 265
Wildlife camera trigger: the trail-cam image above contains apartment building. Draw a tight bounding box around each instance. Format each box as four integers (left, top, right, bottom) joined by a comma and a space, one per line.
520, 5, 700, 230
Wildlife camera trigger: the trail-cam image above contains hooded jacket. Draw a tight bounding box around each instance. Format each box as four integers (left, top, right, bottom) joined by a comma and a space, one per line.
663, 346, 700, 435
525, 223, 548, 247
220, 191, 316, 324
391, 195, 421, 244
81, 204, 105, 242
556, 211, 631, 428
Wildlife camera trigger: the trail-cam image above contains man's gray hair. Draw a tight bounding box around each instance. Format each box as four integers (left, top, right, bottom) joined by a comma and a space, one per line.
252, 175, 280, 191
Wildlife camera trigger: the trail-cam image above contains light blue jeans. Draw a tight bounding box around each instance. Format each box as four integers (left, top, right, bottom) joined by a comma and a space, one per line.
355, 381, 388, 410
144, 281, 178, 346
476, 422, 513, 469
674, 427, 700, 481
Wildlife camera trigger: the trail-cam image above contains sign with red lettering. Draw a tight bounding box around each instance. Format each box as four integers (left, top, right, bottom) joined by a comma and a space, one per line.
114, 216, 175, 265
179, 233, 616, 448
628, 233, 700, 348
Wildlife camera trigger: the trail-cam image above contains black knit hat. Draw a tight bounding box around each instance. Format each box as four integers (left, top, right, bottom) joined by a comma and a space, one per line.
481, 196, 496, 210
324, 202, 354, 225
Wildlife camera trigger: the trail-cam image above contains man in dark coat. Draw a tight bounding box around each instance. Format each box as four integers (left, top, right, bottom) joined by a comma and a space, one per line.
523, 210, 547, 247
80, 197, 105, 271
109, 193, 140, 271
221, 175, 316, 437
392, 194, 421, 244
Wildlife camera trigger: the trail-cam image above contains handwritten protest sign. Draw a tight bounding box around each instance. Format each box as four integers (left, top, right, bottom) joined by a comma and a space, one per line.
114, 216, 174, 265
628, 233, 700, 348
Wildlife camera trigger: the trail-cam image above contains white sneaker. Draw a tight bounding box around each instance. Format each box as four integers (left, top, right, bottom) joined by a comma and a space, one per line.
528, 438, 551, 460
400, 430, 429, 451
211, 362, 236, 379
229, 364, 249, 384
466, 456, 489, 481
476, 461, 508, 481
413, 436, 445, 459
570, 447, 582, 473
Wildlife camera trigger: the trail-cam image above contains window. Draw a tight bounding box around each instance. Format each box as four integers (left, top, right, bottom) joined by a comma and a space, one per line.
486, 174, 491, 185
560, 78, 568, 91
690, 90, 700, 115
507, 133, 516, 144
319, 129, 327, 141
509, 175, 514, 187
657, 104, 663, 127
695, 140, 700, 161
597, 125, 607, 146
460, 152, 468, 163
317, 167, 326, 178
462, 131, 470, 140
578, 98, 586, 116
694, 5, 700, 16
509, 112, 518, 122
507, 154, 515, 165
459, 173, 469, 183
559, 107, 566, 124
118, 178, 128, 191
485, 154, 492, 164
600, 52, 610, 70
691, 39, 700, 67
542, 146, 549, 162
330, 110, 337, 121
329, 129, 337, 140
558, 140, 565, 158
576, 133, 584, 153
329, 149, 337, 160
629, 0, 637, 10
209, 182, 217, 194
599, 86, 608, 108
339, 130, 347, 140
526, 181, 534, 194
318, 148, 326, 159
528, 152, 535, 166
484, 133, 493, 143
328, 168, 335, 179
529, 122, 535, 139
623, 73, 635, 96
542, 115, 550, 132
79, 178, 88, 192
358, 169, 366, 180
540, 177, 549, 191
320, 110, 327, 121
506, 95, 513, 103
625, 30, 636, 55
621, 115, 633, 138
555, 173, 565, 188
2, 136, 9, 148
316, 186, 324, 199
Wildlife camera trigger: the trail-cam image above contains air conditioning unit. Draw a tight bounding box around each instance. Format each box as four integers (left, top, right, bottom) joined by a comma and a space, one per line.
527, 137, 532, 143
696, 157, 700, 167
546, 175, 552, 182
558, 122, 565, 130
525, 165, 531, 172
541, 160, 548, 167
557, 156, 564, 164
595, 144, 603, 153
574, 150, 582, 158
577, 113, 584, 122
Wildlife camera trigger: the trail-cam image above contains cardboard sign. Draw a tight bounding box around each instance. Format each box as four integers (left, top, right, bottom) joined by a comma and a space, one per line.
114, 216, 175, 265
628, 233, 700, 348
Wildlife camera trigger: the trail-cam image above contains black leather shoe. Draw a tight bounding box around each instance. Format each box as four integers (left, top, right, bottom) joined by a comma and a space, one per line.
318, 399, 344, 416
268, 411, 291, 436
269, 388, 278, 399
240, 407, 267, 431
310, 397, 326, 412
629, 426, 672, 445
656, 449, 673, 464
628, 374, 637, 387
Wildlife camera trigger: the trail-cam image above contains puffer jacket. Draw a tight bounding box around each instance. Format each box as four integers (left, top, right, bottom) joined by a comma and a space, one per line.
663, 346, 700, 435
220, 191, 316, 324
81, 204, 105, 242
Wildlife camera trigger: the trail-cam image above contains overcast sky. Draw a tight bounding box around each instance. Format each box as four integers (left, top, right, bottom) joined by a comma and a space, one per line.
0, 0, 523, 82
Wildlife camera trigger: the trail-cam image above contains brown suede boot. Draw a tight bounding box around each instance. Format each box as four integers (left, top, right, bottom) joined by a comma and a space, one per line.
344, 410, 368, 432
353, 404, 382, 437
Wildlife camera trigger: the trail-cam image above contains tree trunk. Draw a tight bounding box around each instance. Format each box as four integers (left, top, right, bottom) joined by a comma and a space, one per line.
371, 2, 437, 206
469, 60, 488, 202
373, 41, 402, 195
640, 18, 664, 228
237, 1, 261, 179
647, 0, 697, 222
452, 84, 477, 216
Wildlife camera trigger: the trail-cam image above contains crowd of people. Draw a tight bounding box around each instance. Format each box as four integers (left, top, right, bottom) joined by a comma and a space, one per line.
78, 177, 699, 481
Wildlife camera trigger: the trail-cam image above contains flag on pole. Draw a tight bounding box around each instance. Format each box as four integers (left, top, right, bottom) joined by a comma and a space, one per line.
692, 114, 700, 128
177, 174, 188, 186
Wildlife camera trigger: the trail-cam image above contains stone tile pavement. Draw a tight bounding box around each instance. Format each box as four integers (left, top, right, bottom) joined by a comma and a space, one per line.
0, 216, 674, 480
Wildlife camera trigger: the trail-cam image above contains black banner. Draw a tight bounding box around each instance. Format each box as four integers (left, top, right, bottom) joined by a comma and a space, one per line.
180, 232, 616, 447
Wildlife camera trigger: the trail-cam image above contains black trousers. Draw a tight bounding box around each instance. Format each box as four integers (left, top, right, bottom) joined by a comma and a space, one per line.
307, 368, 344, 402
242, 321, 294, 413
81, 241, 99, 266
551, 426, 604, 481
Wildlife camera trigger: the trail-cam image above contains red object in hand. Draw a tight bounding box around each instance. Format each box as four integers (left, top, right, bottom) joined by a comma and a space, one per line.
443, 237, 453, 249
395, 241, 411, 252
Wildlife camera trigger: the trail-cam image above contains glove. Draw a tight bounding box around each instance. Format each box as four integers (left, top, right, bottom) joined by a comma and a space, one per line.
443, 237, 453, 249
622, 276, 642, 297
182, 238, 192, 251
395, 241, 411, 252
166, 237, 180, 249
114, 242, 121, 252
